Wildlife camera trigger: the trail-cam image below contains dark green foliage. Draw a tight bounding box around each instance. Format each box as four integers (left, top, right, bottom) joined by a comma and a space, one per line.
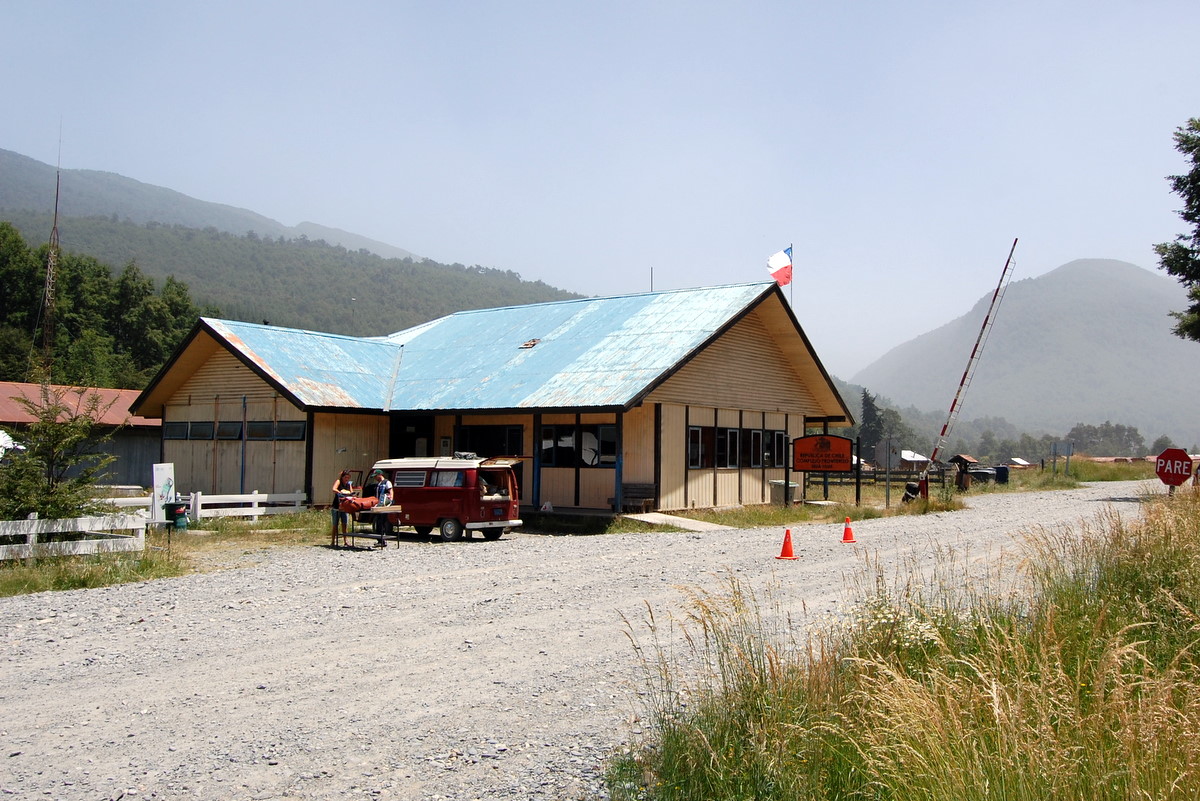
1064, 420, 1145, 457
1151, 434, 1176, 452
2, 212, 581, 341
0, 222, 209, 387
0, 381, 115, 519
1155, 117, 1200, 340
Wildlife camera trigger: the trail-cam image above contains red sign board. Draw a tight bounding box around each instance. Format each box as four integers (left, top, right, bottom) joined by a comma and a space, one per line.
1155, 448, 1194, 486
792, 435, 853, 472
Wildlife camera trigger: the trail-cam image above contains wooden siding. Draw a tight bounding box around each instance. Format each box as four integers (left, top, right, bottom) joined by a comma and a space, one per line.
312, 413, 390, 502
175, 350, 293, 406
622, 404, 655, 485
580, 470, 616, 509
646, 306, 823, 415
658, 404, 687, 511
540, 467, 575, 509
163, 352, 308, 495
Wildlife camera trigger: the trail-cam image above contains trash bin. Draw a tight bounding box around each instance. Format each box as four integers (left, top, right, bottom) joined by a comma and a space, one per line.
768, 480, 799, 505
994, 465, 1009, 484
163, 502, 189, 530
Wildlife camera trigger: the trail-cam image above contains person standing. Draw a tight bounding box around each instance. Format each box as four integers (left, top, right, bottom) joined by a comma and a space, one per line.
371, 469, 393, 539
331, 469, 354, 544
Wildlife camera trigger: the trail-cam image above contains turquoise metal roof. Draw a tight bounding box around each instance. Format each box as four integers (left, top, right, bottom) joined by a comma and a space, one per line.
204, 282, 777, 412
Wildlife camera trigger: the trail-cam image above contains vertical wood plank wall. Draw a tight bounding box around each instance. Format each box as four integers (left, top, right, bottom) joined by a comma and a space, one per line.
658, 404, 687, 510
311, 413, 390, 502
164, 350, 307, 495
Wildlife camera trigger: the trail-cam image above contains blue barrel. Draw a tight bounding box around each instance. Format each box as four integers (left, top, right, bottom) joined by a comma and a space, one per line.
995, 465, 1010, 484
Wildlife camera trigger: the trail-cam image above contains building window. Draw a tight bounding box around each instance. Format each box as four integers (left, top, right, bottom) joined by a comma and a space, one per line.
579, 424, 616, 467
541, 425, 573, 467
216, 421, 243, 440
746, 429, 764, 468
247, 421, 273, 440
716, 428, 740, 468
458, 424, 522, 457
274, 420, 307, 440
541, 424, 614, 467
163, 422, 187, 440
188, 421, 214, 440
688, 426, 715, 469
764, 430, 788, 468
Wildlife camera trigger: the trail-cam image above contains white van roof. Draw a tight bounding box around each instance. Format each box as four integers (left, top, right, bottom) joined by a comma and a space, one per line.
372, 456, 522, 472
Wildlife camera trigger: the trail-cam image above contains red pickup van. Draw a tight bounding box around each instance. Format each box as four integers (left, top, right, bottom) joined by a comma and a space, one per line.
369, 454, 523, 542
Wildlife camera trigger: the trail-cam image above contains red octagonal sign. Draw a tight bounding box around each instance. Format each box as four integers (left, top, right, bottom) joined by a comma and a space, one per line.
1155, 448, 1194, 486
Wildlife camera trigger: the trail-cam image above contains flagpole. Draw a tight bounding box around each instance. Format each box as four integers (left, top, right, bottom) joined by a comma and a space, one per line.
788, 242, 794, 308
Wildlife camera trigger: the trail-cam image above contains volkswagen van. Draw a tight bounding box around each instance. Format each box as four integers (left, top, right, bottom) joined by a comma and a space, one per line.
368, 453, 522, 542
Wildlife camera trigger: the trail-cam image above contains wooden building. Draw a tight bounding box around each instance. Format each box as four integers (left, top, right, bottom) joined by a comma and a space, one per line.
131, 282, 853, 511
0, 381, 161, 487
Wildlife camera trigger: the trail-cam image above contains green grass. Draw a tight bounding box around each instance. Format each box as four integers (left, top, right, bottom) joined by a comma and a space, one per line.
610, 486, 1200, 801
0, 528, 189, 596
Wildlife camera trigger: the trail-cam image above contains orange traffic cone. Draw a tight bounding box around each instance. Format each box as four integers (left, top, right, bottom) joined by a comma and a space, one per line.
842, 517, 856, 544
775, 528, 799, 560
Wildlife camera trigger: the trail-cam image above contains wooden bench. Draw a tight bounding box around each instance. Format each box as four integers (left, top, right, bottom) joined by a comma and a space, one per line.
608, 483, 657, 513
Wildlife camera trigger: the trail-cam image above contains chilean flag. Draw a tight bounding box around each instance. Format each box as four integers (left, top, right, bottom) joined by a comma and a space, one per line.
767, 247, 793, 286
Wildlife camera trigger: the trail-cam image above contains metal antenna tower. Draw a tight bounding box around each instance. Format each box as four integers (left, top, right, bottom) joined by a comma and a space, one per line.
40, 168, 62, 376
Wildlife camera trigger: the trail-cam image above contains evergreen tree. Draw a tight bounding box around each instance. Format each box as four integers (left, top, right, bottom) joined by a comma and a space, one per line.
859, 390, 883, 453
1155, 118, 1200, 340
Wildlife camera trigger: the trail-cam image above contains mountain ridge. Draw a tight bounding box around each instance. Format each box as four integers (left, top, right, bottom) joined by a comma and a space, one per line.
851, 258, 1200, 444
0, 148, 418, 261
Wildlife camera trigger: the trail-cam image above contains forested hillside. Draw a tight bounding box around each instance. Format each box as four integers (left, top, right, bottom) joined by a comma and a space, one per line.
2, 211, 581, 339
0, 222, 211, 388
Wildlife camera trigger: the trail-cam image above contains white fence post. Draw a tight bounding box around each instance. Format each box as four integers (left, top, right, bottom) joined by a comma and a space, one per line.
191, 491, 202, 521
250, 490, 261, 522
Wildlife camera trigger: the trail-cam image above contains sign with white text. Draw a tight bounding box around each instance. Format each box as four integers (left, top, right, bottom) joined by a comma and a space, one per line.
792, 435, 853, 472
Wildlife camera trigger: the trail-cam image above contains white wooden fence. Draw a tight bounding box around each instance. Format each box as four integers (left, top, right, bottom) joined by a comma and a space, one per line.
103, 491, 307, 522
187, 490, 307, 521
0, 514, 146, 561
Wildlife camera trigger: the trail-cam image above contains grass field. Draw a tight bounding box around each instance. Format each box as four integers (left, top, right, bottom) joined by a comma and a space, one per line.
606, 469, 1199, 801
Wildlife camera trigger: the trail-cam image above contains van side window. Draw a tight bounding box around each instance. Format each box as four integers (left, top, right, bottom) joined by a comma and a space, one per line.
430, 470, 464, 488
393, 471, 426, 488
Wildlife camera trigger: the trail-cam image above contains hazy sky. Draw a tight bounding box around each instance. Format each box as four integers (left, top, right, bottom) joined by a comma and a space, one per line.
4, 1, 1199, 377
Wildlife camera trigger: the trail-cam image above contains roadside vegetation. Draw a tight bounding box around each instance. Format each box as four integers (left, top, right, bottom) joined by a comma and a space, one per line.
0, 461, 1158, 597
608, 482, 1199, 801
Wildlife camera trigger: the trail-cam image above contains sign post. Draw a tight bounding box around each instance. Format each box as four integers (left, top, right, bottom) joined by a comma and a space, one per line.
792, 435, 858, 505
151, 463, 176, 524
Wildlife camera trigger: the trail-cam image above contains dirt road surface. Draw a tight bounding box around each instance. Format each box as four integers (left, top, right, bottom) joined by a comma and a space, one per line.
0, 480, 1158, 800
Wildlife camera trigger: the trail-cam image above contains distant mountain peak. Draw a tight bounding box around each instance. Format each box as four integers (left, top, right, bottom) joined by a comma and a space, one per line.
851, 258, 1200, 441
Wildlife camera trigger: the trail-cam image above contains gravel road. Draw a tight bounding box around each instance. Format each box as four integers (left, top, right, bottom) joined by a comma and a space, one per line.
0, 480, 1159, 800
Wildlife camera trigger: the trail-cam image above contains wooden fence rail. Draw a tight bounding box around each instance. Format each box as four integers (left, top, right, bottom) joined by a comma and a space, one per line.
101, 491, 307, 522
188, 491, 306, 522
0, 514, 146, 561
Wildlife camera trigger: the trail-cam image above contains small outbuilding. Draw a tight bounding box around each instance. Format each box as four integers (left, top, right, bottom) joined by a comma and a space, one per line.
0, 381, 161, 486
131, 282, 853, 512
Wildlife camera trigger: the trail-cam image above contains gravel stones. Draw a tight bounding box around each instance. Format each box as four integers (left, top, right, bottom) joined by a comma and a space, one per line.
0, 480, 1156, 799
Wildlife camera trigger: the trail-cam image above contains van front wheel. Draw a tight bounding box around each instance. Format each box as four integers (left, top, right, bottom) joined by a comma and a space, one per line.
438, 519, 464, 542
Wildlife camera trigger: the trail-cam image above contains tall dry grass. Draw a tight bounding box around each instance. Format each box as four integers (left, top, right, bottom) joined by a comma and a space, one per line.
610, 489, 1200, 800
